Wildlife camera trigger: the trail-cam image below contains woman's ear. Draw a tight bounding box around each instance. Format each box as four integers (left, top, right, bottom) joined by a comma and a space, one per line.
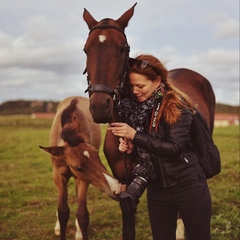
155, 76, 161, 88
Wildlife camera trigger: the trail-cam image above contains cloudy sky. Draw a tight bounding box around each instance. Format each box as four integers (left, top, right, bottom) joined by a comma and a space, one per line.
0, 0, 239, 105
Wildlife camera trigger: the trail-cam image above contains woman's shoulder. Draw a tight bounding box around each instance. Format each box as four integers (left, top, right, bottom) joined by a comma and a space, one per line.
181, 107, 192, 115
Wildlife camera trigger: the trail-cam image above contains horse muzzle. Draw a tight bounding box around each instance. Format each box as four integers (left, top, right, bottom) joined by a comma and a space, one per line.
89, 92, 114, 123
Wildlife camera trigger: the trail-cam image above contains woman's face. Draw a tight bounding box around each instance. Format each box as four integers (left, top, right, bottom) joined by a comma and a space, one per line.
129, 72, 161, 102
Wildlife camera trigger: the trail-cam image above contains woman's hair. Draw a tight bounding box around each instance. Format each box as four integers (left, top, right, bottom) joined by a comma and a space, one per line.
128, 54, 194, 125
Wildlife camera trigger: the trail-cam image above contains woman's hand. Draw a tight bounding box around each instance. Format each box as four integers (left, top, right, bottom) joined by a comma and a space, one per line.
119, 137, 135, 154
108, 122, 137, 140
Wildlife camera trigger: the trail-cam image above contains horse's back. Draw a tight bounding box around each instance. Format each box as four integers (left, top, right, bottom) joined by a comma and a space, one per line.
169, 68, 215, 133
49, 96, 101, 149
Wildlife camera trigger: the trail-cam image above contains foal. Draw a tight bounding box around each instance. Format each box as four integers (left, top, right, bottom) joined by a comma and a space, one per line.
40, 96, 122, 240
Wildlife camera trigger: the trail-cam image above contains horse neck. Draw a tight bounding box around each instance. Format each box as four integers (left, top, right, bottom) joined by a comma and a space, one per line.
111, 85, 134, 123
111, 108, 120, 123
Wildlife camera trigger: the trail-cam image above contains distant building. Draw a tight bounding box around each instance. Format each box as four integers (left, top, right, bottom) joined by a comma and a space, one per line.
214, 113, 239, 127
31, 113, 56, 119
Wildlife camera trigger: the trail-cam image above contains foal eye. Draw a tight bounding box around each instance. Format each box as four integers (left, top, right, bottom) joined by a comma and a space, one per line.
75, 166, 83, 172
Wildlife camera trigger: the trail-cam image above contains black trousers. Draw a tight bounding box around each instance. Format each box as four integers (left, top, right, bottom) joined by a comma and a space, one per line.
147, 177, 212, 240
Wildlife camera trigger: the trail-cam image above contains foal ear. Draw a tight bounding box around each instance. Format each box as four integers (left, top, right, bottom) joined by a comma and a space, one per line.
83, 8, 98, 29
116, 2, 137, 29
39, 146, 64, 157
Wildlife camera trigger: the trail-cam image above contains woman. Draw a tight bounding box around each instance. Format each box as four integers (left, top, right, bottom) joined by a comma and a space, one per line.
108, 54, 212, 240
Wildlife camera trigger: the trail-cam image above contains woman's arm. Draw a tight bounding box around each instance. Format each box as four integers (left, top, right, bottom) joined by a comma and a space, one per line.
118, 137, 135, 154
133, 110, 193, 159
108, 123, 137, 140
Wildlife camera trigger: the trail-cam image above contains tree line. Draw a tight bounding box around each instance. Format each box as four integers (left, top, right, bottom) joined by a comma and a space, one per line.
0, 100, 239, 115
0, 100, 59, 115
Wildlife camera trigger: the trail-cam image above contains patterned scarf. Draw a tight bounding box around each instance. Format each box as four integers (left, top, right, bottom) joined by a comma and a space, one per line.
117, 83, 165, 175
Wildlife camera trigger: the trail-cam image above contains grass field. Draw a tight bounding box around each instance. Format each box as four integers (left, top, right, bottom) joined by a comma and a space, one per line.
0, 115, 239, 240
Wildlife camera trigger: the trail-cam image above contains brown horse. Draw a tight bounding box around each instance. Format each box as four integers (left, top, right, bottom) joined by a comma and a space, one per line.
39, 96, 122, 240
83, 3, 215, 240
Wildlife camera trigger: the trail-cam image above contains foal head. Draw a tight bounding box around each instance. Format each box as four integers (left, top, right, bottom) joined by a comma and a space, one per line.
83, 3, 137, 123
40, 99, 121, 199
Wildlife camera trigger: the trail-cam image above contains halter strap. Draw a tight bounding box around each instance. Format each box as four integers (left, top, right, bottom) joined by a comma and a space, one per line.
89, 23, 127, 39
89, 84, 115, 97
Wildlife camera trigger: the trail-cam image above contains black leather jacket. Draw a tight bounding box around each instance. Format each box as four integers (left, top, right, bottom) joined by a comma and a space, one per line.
132, 108, 204, 188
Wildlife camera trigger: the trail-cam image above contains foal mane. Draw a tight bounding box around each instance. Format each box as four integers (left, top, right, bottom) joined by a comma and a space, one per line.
61, 98, 78, 127
60, 98, 87, 146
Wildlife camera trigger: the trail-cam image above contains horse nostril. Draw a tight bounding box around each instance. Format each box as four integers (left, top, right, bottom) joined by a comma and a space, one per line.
106, 97, 111, 109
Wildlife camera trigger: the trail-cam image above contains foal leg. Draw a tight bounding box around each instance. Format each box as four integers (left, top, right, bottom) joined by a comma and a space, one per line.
75, 179, 89, 240
54, 210, 60, 235
53, 169, 70, 240
120, 198, 136, 240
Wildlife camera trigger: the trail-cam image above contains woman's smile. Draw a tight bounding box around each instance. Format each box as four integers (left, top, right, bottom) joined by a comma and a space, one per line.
129, 72, 160, 102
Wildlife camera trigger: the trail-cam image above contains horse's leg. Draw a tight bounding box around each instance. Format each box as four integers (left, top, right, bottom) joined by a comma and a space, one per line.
75, 218, 82, 240
75, 178, 89, 240
176, 214, 185, 240
104, 130, 136, 240
53, 167, 70, 240
120, 198, 136, 240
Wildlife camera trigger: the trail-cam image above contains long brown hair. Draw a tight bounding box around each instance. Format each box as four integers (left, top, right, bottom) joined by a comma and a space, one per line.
128, 54, 194, 125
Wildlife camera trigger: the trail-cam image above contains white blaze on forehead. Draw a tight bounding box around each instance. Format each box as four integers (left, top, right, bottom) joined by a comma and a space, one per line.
99, 35, 107, 43
103, 173, 122, 194
83, 151, 90, 158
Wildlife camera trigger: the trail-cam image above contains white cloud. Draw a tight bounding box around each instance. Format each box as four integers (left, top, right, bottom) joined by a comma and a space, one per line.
0, 0, 239, 105
214, 20, 239, 39
22, 15, 62, 43
0, 33, 86, 74
152, 47, 239, 104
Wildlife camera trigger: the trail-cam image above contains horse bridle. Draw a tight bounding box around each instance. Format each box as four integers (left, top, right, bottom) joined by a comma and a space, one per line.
83, 22, 130, 103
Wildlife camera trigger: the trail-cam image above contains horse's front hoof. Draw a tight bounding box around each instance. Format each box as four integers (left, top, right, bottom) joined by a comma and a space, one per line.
54, 227, 60, 236
75, 234, 83, 240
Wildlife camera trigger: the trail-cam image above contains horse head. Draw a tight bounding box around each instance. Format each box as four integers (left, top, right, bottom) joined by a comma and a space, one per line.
83, 3, 137, 123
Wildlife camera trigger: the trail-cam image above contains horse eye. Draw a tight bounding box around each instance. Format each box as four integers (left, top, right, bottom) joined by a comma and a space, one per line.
83, 48, 87, 54
120, 46, 125, 54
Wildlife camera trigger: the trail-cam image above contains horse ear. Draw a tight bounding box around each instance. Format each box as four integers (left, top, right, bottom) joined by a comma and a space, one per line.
83, 8, 98, 29
39, 146, 64, 157
116, 2, 137, 30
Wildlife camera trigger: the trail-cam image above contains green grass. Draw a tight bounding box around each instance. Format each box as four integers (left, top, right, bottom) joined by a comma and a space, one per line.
0, 116, 239, 240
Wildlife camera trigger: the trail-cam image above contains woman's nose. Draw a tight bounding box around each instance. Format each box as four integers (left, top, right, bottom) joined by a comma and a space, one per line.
133, 87, 139, 94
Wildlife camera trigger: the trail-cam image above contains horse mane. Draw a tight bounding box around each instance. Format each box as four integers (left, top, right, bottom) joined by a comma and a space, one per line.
60, 98, 88, 146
